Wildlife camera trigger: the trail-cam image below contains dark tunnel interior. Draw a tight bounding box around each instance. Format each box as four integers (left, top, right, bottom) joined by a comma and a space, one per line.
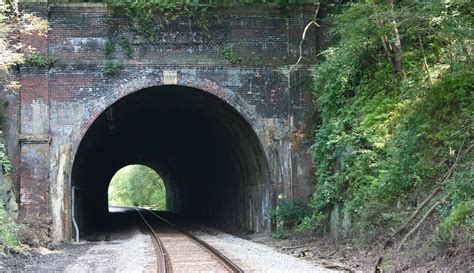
71, 85, 271, 237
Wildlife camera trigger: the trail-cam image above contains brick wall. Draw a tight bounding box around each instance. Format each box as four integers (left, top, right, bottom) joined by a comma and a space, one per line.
12, 2, 321, 240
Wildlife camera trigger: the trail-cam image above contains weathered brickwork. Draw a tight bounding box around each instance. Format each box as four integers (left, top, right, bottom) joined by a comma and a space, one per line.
9, 1, 321, 241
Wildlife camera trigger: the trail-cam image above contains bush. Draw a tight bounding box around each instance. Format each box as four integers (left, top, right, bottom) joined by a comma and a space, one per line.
271, 230, 289, 240
268, 199, 311, 231
298, 212, 328, 234
435, 201, 473, 244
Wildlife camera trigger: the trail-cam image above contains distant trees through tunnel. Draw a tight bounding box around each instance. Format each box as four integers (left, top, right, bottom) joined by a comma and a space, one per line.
71, 85, 271, 238
108, 165, 166, 210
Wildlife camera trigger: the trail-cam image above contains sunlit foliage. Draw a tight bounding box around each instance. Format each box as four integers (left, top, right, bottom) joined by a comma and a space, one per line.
305, 0, 473, 242
108, 165, 166, 210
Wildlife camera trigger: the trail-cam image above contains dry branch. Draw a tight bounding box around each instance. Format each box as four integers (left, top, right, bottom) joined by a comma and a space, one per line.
418, 34, 432, 85
385, 140, 473, 246
289, 4, 320, 73
397, 200, 442, 252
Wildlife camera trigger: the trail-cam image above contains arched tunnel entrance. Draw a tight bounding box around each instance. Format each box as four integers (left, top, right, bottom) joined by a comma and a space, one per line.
71, 85, 271, 238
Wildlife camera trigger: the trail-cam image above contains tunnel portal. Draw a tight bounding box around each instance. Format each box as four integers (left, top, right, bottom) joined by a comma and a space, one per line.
71, 85, 271, 236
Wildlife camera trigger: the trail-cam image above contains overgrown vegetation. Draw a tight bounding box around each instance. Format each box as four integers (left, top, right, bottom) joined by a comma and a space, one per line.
25, 52, 48, 67
0, 1, 21, 253
0, 2, 23, 91
0, 143, 19, 253
103, 38, 125, 76
108, 165, 166, 210
103, 37, 132, 76
25, 52, 59, 68
268, 199, 311, 238
0, 129, 18, 254
301, 0, 473, 253
120, 37, 134, 58
103, 61, 124, 76
105, 0, 305, 64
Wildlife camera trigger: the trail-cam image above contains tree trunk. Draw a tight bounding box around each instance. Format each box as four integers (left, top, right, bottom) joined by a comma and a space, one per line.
389, 0, 404, 73
374, 1, 404, 74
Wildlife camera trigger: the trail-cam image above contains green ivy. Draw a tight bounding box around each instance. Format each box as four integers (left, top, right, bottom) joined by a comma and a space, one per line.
107, 0, 211, 41
105, 0, 307, 64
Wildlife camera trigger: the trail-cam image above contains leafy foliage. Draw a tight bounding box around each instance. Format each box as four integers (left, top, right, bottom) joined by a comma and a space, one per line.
25, 53, 59, 68
268, 199, 311, 231
108, 165, 166, 210
434, 200, 472, 244
271, 229, 290, 239
103, 61, 124, 76
25, 53, 48, 67
306, 0, 473, 242
0, 2, 23, 88
120, 37, 134, 58
0, 2, 21, 252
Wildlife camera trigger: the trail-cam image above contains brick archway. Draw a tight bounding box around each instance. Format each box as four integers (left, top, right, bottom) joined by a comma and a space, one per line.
65, 71, 277, 240
71, 71, 274, 161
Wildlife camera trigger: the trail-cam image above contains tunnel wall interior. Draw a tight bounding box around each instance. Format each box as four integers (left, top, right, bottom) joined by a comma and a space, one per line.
71, 86, 271, 236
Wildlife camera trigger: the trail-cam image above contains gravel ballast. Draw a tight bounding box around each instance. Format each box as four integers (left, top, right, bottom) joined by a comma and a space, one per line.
64, 232, 155, 273
0, 231, 156, 272
190, 228, 337, 272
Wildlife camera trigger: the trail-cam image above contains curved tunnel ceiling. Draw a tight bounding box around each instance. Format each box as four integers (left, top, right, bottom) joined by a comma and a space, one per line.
71, 85, 271, 235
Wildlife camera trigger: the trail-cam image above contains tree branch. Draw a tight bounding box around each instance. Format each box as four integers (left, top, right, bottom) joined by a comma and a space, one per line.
397, 200, 442, 252
289, 4, 320, 73
385, 139, 473, 245
418, 34, 432, 85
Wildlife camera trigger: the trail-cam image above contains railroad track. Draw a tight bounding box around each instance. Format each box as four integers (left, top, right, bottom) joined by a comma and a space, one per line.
135, 208, 244, 273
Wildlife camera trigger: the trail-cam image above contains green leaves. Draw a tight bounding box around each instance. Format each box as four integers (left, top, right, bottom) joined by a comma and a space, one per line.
25, 53, 49, 68
268, 199, 311, 232
108, 165, 166, 210
307, 0, 473, 239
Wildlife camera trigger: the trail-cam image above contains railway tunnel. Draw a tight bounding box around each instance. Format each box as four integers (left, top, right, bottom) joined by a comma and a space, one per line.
71, 85, 271, 237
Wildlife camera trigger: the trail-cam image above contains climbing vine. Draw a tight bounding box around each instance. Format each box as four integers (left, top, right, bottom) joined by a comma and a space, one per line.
104, 0, 306, 66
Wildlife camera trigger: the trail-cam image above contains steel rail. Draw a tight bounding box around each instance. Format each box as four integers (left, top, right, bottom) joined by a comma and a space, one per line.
144, 209, 245, 273
134, 208, 170, 273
